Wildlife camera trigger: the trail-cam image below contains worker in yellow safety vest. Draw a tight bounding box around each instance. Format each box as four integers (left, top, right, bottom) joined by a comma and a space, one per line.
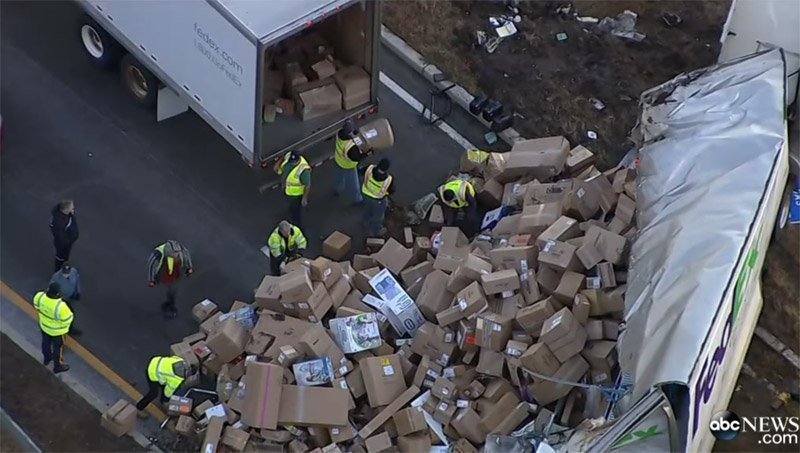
147, 240, 193, 319
334, 119, 370, 205
34, 282, 74, 373
274, 151, 311, 229
267, 220, 308, 275
135, 355, 195, 413
361, 158, 395, 236
438, 179, 477, 227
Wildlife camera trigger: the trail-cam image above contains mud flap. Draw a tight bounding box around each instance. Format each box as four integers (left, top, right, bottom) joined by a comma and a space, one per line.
156, 86, 188, 121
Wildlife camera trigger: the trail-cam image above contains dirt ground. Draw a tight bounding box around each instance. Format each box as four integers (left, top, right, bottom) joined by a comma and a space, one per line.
384, 0, 731, 168
0, 333, 144, 453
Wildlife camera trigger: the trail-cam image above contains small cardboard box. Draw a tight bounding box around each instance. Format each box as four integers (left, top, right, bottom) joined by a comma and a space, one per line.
299, 326, 346, 367
576, 243, 603, 270
539, 241, 580, 272
323, 231, 351, 261
584, 226, 627, 265
432, 376, 457, 401
519, 342, 561, 376
519, 268, 541, 305
573, 294, 591, 324
352, 254, 376, 271
597, 262, 617, 288
365, 432, 393, 453
311, 58, 336, 80
581, 340, 618, 375
518, 202, 562, 236
446, 254, 493, 293
437, 282, 487, 326
296, 81, 342, 121
192, 299, 219, 323
476, 178, 504, 208
328, 276, 351, 308
361, 354, 408, 407
222, 426, 250, 452
523, 180, 573, 205
476, 348, 504, 377
310, 257, 343, 289
451, 407, 487, 445
527, 355, 589, 405
358, 386, 421, 438
475, 312, 513, 352
329, 312, 382, 353
413, 237, 432, 259
481, 269, 520, 295
566, 145, 595, 174
240, 362, 284, 429
416, 270, 453, 321
393, 407, 427, 436
615, 193, 636, 225
374, 238, 414, 275
400, 261, 433, 288
254, 275, 282, 311
329, 423, 358, 444
613, 168, 635, 193
199, 312, 224, 336
175, 415, 195, 436
411, 322, 457, 367
537, 216, 580, 248
356, 118, 395, 151
398, 433, 432, 453
201, 416, 225, 453
480, 392, 521, 432
100, 399, 137, 437
279, 270, 314, 303
495, 402, 529, 435
206, 318, 248, 363
554, 271, 585, 304
433, 400, 457, 425
333, 65, 371, 110
515, 298, 556, 336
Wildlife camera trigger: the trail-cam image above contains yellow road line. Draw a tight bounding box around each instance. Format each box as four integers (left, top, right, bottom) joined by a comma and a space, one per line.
0, 280, 166, 421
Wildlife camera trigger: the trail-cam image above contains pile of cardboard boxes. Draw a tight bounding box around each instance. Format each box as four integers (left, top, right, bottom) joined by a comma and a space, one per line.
263, 32, 371, 122
114, 135, 636, 452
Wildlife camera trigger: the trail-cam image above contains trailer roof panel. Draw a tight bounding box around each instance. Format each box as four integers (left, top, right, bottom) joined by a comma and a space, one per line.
215, 0, 352, 41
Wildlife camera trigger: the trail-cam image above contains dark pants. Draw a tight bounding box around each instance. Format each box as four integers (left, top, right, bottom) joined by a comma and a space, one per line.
287, 196, 303, 230
270, 254, 284, 276
41, 331, 66, 370
161, 281, 178, 314
135, 372, 167, 411
362, 196, 387, 236
54, 242, 73, 272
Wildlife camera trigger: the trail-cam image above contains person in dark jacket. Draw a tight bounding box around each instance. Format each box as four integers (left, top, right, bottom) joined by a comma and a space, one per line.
50, 262, 82, 336
50, 199, 79, 272
147, 240, 193, 319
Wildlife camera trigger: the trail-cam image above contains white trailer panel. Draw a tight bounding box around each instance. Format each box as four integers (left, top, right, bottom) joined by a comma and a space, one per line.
87, 0, 258, 154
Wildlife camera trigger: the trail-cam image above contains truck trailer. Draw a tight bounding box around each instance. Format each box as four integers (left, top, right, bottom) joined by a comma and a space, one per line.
76, 0, 382, 167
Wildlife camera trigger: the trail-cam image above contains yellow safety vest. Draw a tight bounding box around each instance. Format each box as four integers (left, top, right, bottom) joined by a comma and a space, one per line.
439, 180, 475, 209
267, 225, 308, 257
33, 292, 74, 336
361, 165, 392, 199
147, 356, 185, 397
334, 136, 358, 169
279, 154, 310, 197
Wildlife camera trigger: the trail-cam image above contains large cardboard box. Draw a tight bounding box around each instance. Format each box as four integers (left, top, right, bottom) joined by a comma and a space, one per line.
538, 241, 580, 272
581, 340, 618, 375
584, 226, 627, 265
329, 313, 382, 354
206, 318, 248, 363
374, 238, 413, 275
356, 118, 395, 151
446, 254, 492, 293
480, 269, 520, 295
411, 322, 456, 367
100, 399, 137, 437
310, 257, 343, 289
361, 354, 408, 407
279, 270, 314, 304
358, 386, 421, 438
479, 392, 520, 432
240, 362, 283, 429
488, 246, 537, 274
323, 231, 351, 261
201, 415, 225, 453
519, 343, 561, 376
517, 202, 562, 235
299, 326, 346, 368
523, 180, 573, 205
393, 407, 427, 436
278, 385, 350, 426
333, 66, 371, 110
537, 216, 580, 248
500, 136, 570, 181
192, 299, 219, 323
255, 275, 282, 311
515, 297, 556, 337
296, 81, 342, 121
451, 408, 487, 444
527, 355, 589, 405
400, 261, 433, 288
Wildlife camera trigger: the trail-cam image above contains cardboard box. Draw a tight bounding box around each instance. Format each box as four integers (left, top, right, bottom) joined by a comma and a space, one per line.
393, 407, 427, 436
501, 181, 529, 207
199, 312, 224, 336
584, 226, 627, 265
413, 237, 432, 259
299, 326, 346, 368
239, 362, 283, 429
298, 282, 333, 323
603, 319, 619, 340
254, 275, 282, 311
293, 357, 334, 386
354, 267, 380, 294
523, 180, 573, 205
192, 299, 219, 323
615, 193, 636, 225
355, 118, 395, 151
515, 298, 556, 336
527, 355, 589, 405
166, 395, 192, 417
540, 307, 577, 344
585, 319, 604, 340
100, 399, 137, 437
519, 268, 541, 305
400, 261, 432, 288
311, 58, 336, 80
566, 144, 594, 172
416, 270, 453, 321
333, 66, 371, 110
475, 177, 503, 208
364, 432, 392, 453
537, 216, 580, 249
433, 400, 457, 425
482, 152, 507, 181
279, 270, 314, 304
451, 408, 487, 445
612, 168, 635, 193
495, 402, 529, 435
501, 136, 570, 181
352, 254, 376, 271
310, 257, 343, 289
374, 238, 413, 275
505, 339, 529, 357
582, 340, 618, 375
597, 262, 616, 288
481, 269, 520, 295
539, 240, 580, 272
323, 231, 351, 261
453, 438, 479, 453
431, 376, 457, 401
489, 246, 537, 274
397, 433, 431, 453
367, 269, 425, 336
296, 81, 342, 121
573, 294, 591, 324
284, 62, 308, 94
479, 392, 520, 432
446, 254, 492, 293
328, 276, 351, 309
222, 427, 250, 451
576, 243, 603, 270
175, 415, 195, 436
207, 318, 248, 363
437, 282, 487, 326
411, 322, 457, 367
475, 313, 513, 351
278, 385, 349, 426
201, 415, 225, 453
554, 271, 585, 304
360, 354, 407, 407
519, 342, 561, 376
517, 202, 562, 236
476, 348, 504, 377
358, 386, 421, 438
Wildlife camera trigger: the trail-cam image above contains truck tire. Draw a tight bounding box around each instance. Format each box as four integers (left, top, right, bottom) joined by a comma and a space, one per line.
79, 15, 122, 69
120, 54, 158, 108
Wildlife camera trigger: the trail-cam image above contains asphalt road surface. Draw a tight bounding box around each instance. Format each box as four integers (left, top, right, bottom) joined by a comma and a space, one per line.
0, 1, 475, 384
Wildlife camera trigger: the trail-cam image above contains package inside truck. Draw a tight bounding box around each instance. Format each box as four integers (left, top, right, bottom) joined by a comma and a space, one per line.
260, 1, 376, 159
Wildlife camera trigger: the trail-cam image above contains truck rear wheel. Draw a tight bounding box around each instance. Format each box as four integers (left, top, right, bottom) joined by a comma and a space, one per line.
79, 15, 122, 69
120, 54, 158, 108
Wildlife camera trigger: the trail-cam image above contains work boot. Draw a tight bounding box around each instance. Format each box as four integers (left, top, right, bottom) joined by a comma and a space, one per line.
43, 358, 52, 367
54, 364, 70, 374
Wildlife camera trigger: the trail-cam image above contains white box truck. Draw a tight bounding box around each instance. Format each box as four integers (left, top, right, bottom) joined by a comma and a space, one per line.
76, 0, 382, 167
551, 49, 791, 452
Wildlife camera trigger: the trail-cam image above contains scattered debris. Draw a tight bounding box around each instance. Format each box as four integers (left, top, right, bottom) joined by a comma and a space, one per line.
597, 10, 646, 42
484, 131, 499, 144
513, 15, 522, 24
587, 130, 598, 140
589, 97, 606, 111
486, 36, 502, 54
496, 21, 518, 38
556, 32, 568, 41
475, 30, 488, 47
577, 16, 599, 24
662, 12, 682, 27
410, 192, 437, 224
